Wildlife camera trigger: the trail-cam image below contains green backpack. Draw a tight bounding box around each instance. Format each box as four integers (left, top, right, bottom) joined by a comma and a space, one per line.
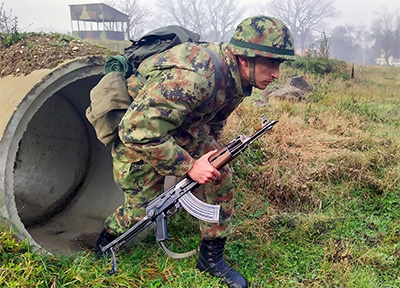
86, 25, 222, 146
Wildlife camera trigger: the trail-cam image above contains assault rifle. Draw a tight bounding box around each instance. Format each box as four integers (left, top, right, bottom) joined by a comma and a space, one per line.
100, 114, 278, 274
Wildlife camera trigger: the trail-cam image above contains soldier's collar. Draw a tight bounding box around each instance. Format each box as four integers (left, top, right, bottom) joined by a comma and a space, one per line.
242, 85, 252, 96
222, 45, 252, 97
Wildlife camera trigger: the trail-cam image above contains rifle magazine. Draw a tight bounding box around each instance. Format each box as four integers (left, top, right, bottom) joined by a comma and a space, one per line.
178, 192, 220, 223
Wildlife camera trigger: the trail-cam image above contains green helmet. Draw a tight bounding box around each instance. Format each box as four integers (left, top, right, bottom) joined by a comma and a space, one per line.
228, 15, 296, 61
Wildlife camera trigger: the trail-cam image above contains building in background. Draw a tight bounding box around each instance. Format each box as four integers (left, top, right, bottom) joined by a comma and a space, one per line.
69, 3, 129, 41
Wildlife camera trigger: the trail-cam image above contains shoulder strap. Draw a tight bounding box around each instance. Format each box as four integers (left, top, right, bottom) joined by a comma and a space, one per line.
205, 47, 223, 98
132, 67, 147, 85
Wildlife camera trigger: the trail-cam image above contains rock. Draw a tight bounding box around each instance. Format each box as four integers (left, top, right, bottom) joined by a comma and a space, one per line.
260, 75, 312, 102
289, 75, 313, 92
266, 85, 305, 102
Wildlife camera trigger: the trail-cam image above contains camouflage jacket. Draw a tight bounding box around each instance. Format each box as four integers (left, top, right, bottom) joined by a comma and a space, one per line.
113, 42, 252, 177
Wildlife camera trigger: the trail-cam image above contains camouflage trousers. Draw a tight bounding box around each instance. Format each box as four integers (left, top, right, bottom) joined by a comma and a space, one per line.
105, 132, 234, 240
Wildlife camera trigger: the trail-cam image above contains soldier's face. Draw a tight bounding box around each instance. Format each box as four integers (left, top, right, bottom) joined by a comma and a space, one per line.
253, 57, 281, 90
237, 56, 281, 90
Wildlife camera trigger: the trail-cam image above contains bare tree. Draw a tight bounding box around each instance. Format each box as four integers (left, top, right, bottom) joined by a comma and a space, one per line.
156, 0, 245, 42
158, 0, 204, 36
370, 7, 400, 65
257, 0, 339, 53
105, 0, 150, 39
203, 0, 245, 41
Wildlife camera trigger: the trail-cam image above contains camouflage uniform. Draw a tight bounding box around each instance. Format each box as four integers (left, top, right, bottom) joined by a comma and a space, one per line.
104, 42, 252, 239
97, 15, 296, 288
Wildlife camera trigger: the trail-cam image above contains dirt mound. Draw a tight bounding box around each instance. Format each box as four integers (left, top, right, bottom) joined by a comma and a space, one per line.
0, 34, 115, 77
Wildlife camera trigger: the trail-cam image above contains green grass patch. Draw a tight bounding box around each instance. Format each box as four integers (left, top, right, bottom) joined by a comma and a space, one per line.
1, 63, 400, 287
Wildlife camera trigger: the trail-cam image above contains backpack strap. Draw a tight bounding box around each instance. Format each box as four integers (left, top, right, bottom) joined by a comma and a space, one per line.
205, 47, 223, 98
132, 66, 147, 85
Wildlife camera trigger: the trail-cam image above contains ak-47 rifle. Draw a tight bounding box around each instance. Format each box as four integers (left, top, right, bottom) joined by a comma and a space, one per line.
100, 114, 278, 274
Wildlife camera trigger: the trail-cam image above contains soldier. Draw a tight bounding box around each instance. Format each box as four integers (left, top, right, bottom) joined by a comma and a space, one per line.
95, 15, 295, 288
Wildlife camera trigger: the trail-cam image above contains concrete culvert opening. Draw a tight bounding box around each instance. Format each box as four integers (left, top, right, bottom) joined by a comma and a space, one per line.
0, 57, 124, 254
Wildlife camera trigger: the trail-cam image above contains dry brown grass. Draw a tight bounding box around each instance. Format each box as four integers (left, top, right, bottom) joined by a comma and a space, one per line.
222, 73, 400, 213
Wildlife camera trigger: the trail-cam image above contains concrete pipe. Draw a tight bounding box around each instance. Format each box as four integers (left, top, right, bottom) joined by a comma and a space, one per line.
0, 56, 124, 254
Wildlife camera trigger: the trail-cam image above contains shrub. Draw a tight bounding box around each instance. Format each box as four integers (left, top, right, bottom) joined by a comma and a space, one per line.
0, 3, 20, 48
284, 56, 350, 79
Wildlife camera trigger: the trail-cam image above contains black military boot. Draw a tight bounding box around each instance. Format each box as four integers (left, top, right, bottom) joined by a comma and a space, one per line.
197, 238, 248, 288
94, 229, 117, 258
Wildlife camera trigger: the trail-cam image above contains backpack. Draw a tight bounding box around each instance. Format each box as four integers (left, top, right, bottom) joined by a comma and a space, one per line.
124, 25, 201, 71
86, 25, 222, 146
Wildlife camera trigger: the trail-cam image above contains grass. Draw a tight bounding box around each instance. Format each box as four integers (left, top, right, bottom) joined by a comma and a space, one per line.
1, 63, 400, 287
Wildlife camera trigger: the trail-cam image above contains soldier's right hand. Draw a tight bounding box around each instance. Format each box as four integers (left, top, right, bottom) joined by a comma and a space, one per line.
188, 150, 221, 184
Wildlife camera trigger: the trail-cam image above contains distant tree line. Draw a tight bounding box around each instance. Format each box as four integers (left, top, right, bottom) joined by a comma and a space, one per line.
258, 0, 400, 65
105, 0, 245, 43
2, 0, 399, 65
112, 0, 399, 65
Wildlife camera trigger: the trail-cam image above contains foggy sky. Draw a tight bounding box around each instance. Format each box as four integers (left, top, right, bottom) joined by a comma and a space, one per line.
2, 0, 399, 34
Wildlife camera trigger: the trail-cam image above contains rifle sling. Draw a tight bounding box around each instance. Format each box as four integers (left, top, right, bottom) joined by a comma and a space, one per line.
158, 241, 199, 259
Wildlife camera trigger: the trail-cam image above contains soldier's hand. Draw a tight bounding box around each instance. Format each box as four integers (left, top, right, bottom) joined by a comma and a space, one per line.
188, 150, 221, 184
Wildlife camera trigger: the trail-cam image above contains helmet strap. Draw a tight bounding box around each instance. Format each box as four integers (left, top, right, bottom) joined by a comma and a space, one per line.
248, 57, 256, 87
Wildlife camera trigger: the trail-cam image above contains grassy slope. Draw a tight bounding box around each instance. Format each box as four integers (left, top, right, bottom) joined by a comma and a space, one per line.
1, 64, 400, 288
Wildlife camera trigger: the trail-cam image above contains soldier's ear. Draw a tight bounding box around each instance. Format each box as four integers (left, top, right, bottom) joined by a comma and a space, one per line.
237, 55, 249, 68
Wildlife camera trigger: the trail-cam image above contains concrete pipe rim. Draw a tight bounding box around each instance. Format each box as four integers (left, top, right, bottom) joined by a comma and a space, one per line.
0, 56, 108, 253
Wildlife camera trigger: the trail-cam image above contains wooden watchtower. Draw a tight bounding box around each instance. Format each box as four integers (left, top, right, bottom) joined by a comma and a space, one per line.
69, 3, 129, 41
